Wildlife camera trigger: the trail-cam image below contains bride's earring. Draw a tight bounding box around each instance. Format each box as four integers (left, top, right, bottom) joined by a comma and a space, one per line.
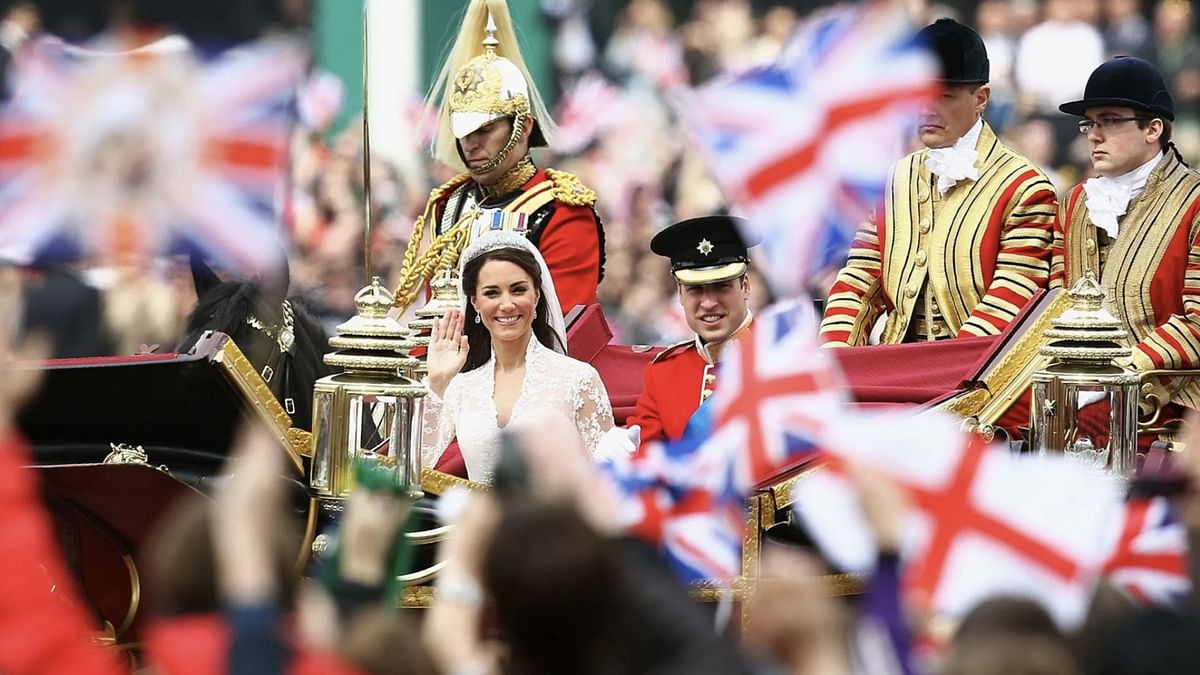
474, 314, 481, 324
532, 308, 537, 319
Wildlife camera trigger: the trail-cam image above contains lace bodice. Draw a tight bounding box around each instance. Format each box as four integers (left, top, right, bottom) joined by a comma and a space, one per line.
421, 337, 615, 484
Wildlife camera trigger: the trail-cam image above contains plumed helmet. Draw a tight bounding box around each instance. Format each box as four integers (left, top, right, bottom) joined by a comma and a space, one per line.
429, 0, 554, 171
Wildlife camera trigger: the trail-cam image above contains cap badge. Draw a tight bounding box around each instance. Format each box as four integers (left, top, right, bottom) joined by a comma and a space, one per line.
697, 238, 714, 256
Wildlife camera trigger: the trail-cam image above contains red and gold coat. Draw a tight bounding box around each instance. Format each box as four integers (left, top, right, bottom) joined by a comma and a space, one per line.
424, 167, 604, 312
820, 123, 1057, 346
626, 317, 753, 446
1051, 151, 1200, 409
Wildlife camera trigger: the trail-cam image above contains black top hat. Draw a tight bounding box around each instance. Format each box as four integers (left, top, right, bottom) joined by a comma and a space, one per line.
1059, 56, 1175, 121
918, 18, 989, 85
650, 216, 756, 285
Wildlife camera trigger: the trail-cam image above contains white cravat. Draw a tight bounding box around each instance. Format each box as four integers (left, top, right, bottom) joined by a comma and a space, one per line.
1083, 152, 1162, 239
925, 119, 982, 196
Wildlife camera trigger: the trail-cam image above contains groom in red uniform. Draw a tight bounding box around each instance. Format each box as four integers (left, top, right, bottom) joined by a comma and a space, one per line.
626, 216, 755, 445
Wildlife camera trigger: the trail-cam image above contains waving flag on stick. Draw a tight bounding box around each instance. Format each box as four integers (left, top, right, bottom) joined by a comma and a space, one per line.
793, 414, 1124, 629
676, 0, 937, 296
0, 37, 305, 272
602, 301, 841, 584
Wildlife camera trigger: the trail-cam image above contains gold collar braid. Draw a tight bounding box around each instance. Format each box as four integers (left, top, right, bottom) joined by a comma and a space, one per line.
481, 155, 536, 198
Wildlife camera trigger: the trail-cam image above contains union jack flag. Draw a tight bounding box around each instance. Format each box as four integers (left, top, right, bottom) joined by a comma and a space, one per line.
602, 301, 841, 583
0, 37, 305, 272
677, 1, 937, 295
1102, 497, 1191, 607
603, 402, 746, 583
710, 300, 844, 490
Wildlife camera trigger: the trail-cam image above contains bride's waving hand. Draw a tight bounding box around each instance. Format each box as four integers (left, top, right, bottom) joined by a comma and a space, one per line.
428, 309, 469, 398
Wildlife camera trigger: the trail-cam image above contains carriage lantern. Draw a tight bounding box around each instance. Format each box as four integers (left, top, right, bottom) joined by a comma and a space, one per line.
309, 278, 426, 501
1029, 272, 1139, 476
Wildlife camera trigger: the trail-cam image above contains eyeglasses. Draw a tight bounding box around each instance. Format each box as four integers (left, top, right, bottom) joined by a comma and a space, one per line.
1078, 116, 1149, 134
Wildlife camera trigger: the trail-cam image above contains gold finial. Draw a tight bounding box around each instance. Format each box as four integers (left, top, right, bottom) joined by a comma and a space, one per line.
325, 276, 418, 375
482, 12, 499, 54
1038, 272, 1130, 363
352, 277, 396, 320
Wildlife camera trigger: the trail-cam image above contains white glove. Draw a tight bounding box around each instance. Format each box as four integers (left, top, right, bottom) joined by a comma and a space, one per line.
593, 425, 641, 464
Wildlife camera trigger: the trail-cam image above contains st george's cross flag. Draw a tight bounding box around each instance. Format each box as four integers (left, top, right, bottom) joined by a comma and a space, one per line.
793, 412, 1125, 629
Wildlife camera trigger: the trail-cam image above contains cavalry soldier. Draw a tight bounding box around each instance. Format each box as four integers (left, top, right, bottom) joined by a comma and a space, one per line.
626, 216, 754, 445
1052, 56, 1200, 414
820, 18, 1057, 346
392, 0, 603, 313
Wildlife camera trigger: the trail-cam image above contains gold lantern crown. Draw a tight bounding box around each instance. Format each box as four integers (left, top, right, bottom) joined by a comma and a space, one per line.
428, 0, 555, 171
1038, 272, 1130, 364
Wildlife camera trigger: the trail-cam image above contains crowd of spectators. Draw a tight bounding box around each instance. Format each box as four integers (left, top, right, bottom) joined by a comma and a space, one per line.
280, 0, 1200, 349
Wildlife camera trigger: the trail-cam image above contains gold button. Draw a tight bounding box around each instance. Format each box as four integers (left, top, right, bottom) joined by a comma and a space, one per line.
1086, 238, 1096, 253
915, 251, 927, 266
919, 218, 931, 233
702, 389, 714, 400
905, 283, 918, 298
931, 323, 942, 335
917, 188, 930, 203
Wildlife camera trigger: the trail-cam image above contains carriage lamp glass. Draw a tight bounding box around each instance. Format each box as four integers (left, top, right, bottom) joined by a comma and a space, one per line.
310, 278, 425, 499
1029, 273, 1138, 477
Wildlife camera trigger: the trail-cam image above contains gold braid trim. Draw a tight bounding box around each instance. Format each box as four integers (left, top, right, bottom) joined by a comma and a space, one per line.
393, 221, 472, 311
545, 168, 597, 207
393, 174, 471, 309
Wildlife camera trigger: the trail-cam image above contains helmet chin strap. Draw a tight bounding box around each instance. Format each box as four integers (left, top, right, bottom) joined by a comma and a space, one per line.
459, 110, 528, 178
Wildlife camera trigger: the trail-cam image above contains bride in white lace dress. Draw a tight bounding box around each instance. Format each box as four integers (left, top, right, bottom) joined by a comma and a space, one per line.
422, 231, 614, 484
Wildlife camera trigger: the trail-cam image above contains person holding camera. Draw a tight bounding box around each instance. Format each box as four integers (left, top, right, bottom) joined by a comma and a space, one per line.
422, 230, 615, 484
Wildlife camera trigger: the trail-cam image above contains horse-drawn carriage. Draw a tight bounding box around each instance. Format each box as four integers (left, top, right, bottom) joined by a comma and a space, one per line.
23, 281, 1180, 643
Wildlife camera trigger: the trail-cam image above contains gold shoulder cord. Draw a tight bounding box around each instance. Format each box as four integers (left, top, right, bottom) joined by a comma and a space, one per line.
393, 177, 472, 311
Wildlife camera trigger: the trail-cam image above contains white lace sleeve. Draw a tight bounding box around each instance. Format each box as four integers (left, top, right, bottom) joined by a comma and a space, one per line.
570, 366, 615, 456
421, 378, 459, 470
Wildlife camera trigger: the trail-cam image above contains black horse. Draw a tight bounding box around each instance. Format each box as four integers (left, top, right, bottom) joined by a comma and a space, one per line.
178, 256, 332, 431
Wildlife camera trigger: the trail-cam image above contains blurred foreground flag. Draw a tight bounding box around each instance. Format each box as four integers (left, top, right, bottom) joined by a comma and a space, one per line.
678, 0, 936, 296
794, 414, 1124, 630
602, 301, 841, 584
0, 37, 305, 272
1102, 496, 1191, 608
707, 299, 843, 490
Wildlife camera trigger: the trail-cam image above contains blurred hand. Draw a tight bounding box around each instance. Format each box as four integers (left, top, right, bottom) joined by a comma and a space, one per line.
3, 3, 38, 36
213, 423, 288, 603
339, 489, 410, 586
427, 309, 468, 398
509, 409, 622, 535
745, 546, 848, 674
849, 461, 909, 554
436, 492, 499, 581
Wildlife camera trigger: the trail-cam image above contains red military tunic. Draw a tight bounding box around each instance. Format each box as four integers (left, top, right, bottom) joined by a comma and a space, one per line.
426, 167, 603, 312
626, 341, 716, 445
627, 318, 753, 445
